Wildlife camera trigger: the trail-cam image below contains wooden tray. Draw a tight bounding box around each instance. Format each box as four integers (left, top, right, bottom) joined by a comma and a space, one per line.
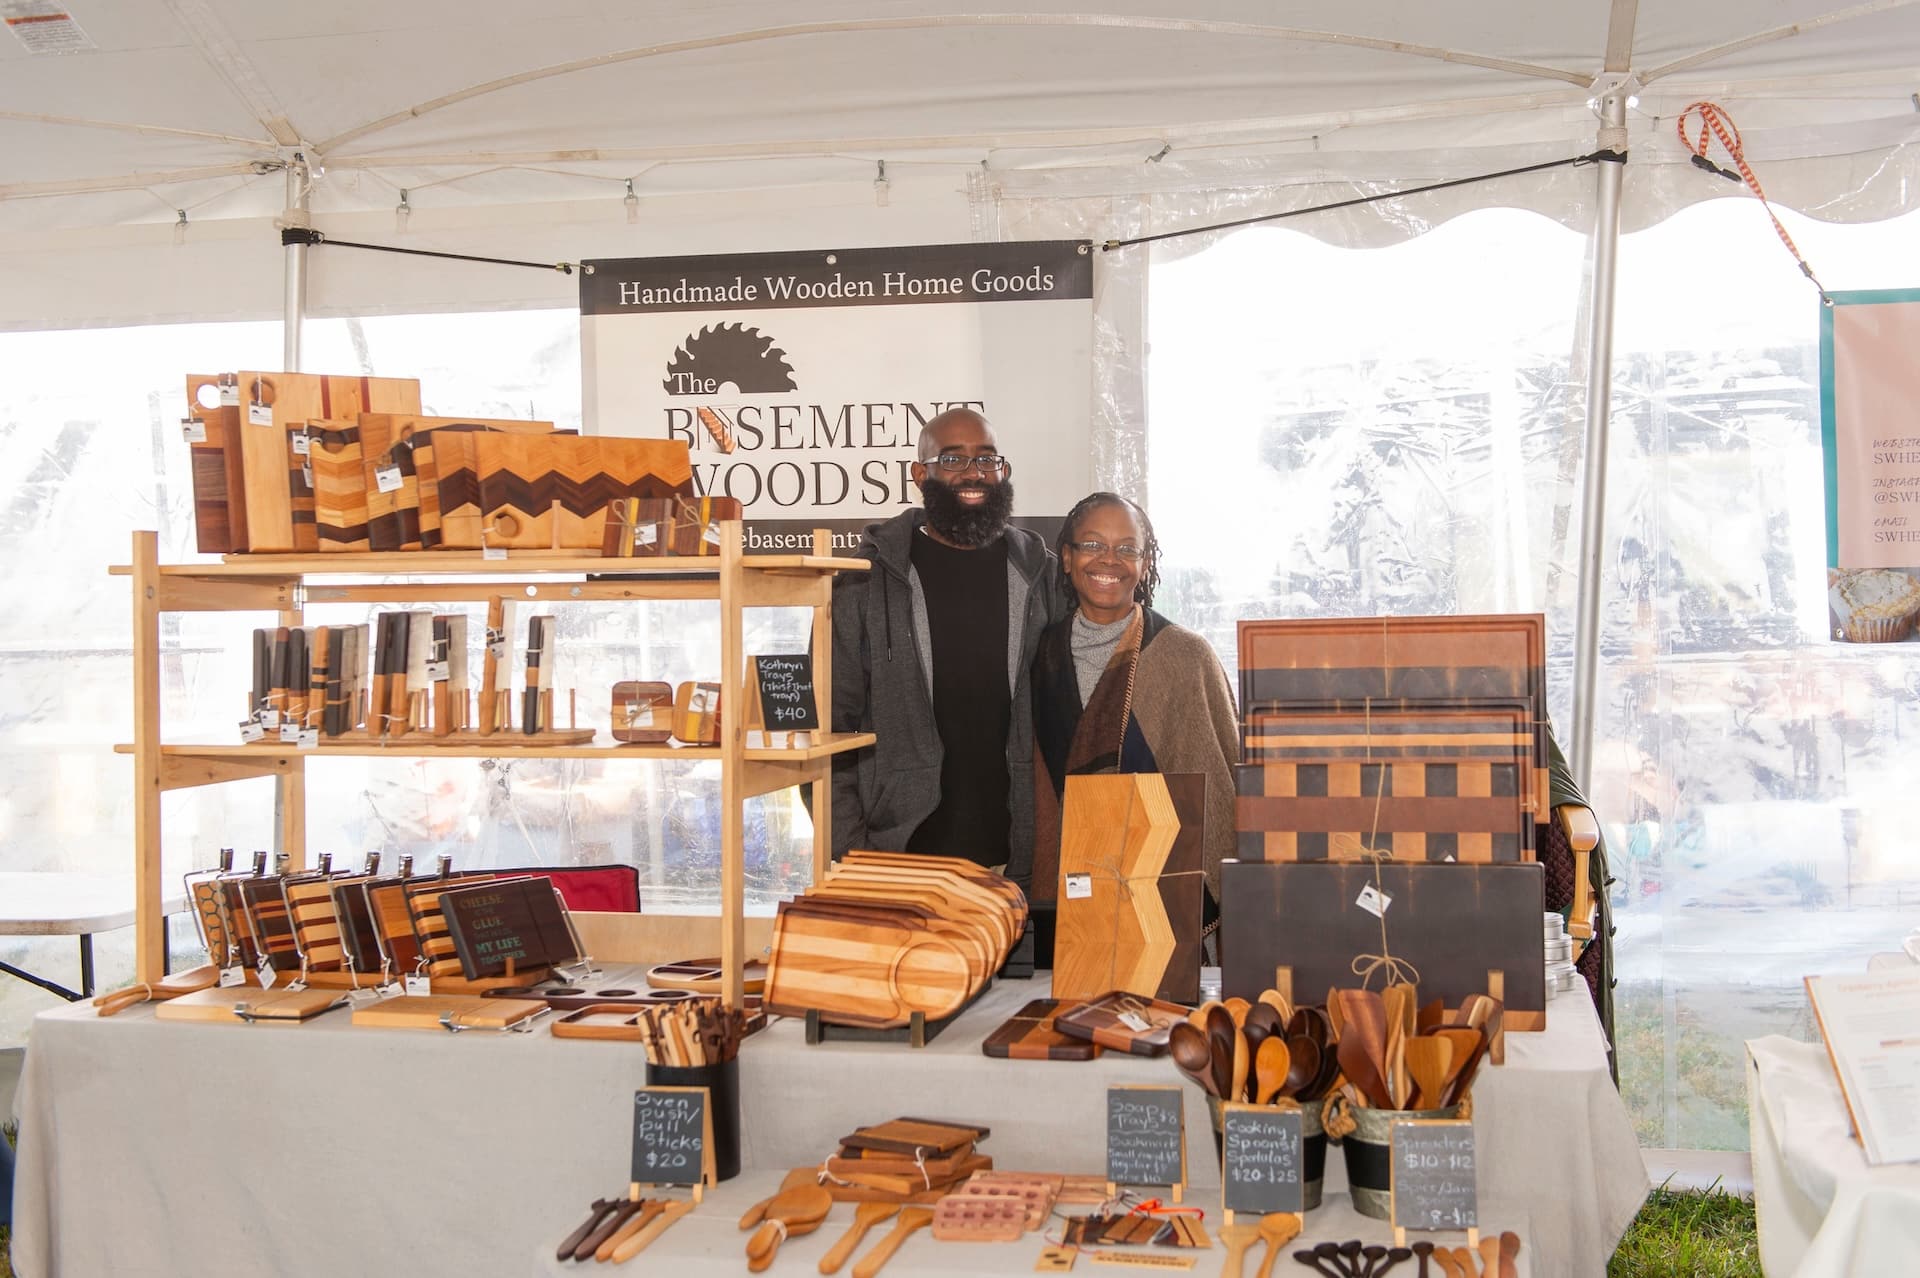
839, 1118, 986, 1157
612, 681, 674, 744
433, 433, 693, 550
1053, 772, 1205, 1004
1050, 991, 1189, 1057
645, 958, 768, 995
550, 1005, 645, 1040
1218, 859, 1547, 1028
154, 985, 346, 1024
350, 993, 548, 1030
981, 998, 1101, 1061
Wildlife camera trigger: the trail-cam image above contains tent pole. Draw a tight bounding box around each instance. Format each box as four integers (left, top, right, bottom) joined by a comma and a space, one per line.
283, 152, 310, 372
1569, 91, 1629, 793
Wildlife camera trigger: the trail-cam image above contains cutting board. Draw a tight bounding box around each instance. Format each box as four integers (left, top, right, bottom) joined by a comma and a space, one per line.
763, 899, 972, 1027
433, 433, 693, 550
154, 985, 345, 1024
1235, 758, 1534, 863
350, 993, 548, 1030
843, 851, 1029, 932
184, 374, 238, 553
1053, 772, 1205, 1004
612, 681, 674, 743
230, 373, 422, 552
603, 494, 744, 557
359, 414, 558, 550
308, 420, 369, 552
672, 681, 721, 744
1236, 614, 1546, 712
1218, 859, 1547, 1030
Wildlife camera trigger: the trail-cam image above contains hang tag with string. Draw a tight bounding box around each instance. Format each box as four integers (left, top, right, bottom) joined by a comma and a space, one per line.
1356, 884, 1392, 919
247, 401, 273, 427
182, 417, 207, 444
374, 464, 403, 493
1065, 873, 1093, 900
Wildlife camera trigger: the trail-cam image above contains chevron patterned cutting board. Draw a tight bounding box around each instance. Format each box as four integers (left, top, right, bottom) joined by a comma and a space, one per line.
308, 420, 369, 552
433, 434, 694, 550
228, 373, 422, 552
1052, 773, 1205, 1004
358, 415, 558, 550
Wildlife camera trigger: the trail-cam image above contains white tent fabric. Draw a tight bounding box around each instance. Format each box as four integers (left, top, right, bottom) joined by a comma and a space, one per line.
3, 0, 1920, 327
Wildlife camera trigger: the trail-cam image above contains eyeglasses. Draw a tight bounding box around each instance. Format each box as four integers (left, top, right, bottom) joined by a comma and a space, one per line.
1066, 540, 1145, 562
932, 453, 1009, 476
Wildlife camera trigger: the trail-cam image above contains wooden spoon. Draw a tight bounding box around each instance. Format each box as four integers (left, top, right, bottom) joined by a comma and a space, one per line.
1480, 1235, 1503, 1278
1281, 1036, 1320, 1099
1189, 1000, 1223, 1032
1253, 1212, 1303, 1278
1218, 1222, 1263, 1278
609, 1197, 696, 1263
1257, 989, 1294, 1025
1450, 1247, 1480, 1278
1253, 1035, 1292, 1104
819, 1202, 897, 1275
1223, 996, 1252, 1027
745, 1184, 833, 1270
1231, 1028, 1251, 1103
1404, 1036, 1454, 1110
1429, 1246, 1462, 1278
739, 1169, 817, 1229
1207, 1005, 1238, 1098
850, 1205, 933, 1278
1499, 1231, 1522, 1278
1243, 1001, 1284, 1044
1169, 1021, 1219, 1097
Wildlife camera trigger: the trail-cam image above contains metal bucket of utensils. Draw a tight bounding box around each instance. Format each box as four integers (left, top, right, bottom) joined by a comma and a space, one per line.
1339, 1101, 1461, 1220
1207, 1093, 1326, 1211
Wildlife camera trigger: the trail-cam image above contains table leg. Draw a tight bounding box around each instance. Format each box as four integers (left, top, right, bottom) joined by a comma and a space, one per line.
0, 958, 83, 1003
80, 932, 96, 997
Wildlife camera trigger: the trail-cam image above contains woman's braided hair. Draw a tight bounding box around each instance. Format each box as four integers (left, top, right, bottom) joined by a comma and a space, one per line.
1056, 491, 1160, 611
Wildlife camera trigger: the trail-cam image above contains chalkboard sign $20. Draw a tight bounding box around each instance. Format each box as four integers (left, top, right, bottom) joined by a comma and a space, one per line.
631, 1086, 715, 1188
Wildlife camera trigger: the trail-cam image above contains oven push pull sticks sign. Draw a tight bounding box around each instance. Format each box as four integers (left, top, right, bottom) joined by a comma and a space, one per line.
579, 241, 1094, 553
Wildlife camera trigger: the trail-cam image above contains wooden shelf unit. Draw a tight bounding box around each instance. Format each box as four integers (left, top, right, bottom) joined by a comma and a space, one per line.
117, 524, 870, 1006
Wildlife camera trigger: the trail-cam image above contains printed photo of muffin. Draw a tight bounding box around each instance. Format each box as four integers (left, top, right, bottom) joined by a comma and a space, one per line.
1829, 568, 1920, 642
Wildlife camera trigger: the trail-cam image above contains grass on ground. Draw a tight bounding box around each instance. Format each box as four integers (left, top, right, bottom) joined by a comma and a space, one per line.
1608, 1181, 1760, 1278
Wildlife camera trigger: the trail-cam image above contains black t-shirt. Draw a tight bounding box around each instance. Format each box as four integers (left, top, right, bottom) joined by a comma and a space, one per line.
907, 530, 1012, 866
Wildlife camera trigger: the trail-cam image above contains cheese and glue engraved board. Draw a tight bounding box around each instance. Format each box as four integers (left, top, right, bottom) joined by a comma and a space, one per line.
439, 878, 579, 980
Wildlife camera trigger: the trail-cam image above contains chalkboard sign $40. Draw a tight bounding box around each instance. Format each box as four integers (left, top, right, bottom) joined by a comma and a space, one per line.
750, 654, 818, 731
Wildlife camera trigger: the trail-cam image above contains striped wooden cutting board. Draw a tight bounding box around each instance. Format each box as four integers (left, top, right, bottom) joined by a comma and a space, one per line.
1235, 758, 1534, 863
184, 374, 238, 553
432, 434, 694, 550
230, 373, 422, 552
763, 899, 972, 1027
308, 419, 369, 551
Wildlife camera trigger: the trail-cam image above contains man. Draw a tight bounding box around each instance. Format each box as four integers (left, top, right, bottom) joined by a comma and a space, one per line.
831, 408, 1067, 902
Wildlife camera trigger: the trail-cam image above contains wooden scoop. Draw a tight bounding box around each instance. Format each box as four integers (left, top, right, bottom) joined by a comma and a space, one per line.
1253, 1035, 1292, 1105
1404, 1036, 1454, 1110
609, 1198, 695, 1263
1253, 1212, 1303, 1278
1218, 1222, 1263, 1278
1281, 1036, 1320, 1100
745, 1184, 833, 1271
1499, 1231, 1522, 1278
740, 1168, 818, 1229
1231, 1028, 1251, 1103
1243, 1001, 1283, 1044
1223, 996, 1252, 1027
93, 964, 219, 1017
819, 1202, 897, 1274
1257, 989, 1293, 1025
850, 1205, 933, 1278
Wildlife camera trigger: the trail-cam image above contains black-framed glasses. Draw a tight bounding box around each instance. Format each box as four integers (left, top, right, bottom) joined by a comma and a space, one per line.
1066, 540, 1145, 562
932, 453, 1009, 476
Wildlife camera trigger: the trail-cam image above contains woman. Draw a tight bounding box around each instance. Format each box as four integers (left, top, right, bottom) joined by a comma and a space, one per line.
1030, 492, 1239, 963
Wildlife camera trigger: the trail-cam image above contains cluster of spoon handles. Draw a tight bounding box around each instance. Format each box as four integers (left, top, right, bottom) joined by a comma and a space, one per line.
1283, 1232, 1521, 1278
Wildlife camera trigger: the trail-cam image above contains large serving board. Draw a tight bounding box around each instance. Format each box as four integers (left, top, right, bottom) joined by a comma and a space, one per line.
359, 414, 557, 550
432, 434, 693, 550
1218, 859, 1546, 1030
1235, 758, 1534, 863
1236, 615, 1546, 713
230, 373, 422, 552
1052, 773, 1205, 1004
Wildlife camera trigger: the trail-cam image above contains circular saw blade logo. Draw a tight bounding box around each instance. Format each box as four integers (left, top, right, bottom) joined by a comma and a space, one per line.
663, 323, 796, 456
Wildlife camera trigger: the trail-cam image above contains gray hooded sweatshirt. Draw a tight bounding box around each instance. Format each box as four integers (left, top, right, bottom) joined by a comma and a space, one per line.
830, 508, 1067, 894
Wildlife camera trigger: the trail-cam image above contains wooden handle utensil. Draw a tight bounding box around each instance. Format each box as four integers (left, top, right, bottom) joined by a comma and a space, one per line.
609, 1198, 695, 1263
92, 964, 219, 1016
850, 1206, 933, 1278
594, 1200, 664, 1261
1253, 1213, 1302, 1278
1218, 1223, 1262, 1278
819, 1201, 897, 1274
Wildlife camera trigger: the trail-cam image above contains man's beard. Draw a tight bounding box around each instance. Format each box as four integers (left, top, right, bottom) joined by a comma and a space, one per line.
922, 475, 1016, 547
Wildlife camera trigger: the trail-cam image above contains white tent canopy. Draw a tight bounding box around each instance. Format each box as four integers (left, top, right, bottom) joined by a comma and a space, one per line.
3, 1, 1920, 328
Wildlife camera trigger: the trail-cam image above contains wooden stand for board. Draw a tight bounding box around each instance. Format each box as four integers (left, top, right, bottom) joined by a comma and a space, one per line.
801, 977, 993, 1049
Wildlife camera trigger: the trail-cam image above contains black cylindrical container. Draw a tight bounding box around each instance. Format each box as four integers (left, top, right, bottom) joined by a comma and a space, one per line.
644, 1057, 742, 1183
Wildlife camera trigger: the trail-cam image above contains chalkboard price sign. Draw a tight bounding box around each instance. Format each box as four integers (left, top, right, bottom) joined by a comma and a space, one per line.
1220, 1103, 1304, 1216
631, 1086, 714, 1188
1390, 1119, 1478, 1232
1106, 1086, 1187, 1191
751, 654, 818, 731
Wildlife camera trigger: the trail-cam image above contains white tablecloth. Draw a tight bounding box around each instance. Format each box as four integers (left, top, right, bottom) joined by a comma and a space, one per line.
9, 974, 1643, 1277
1747, 1035, 1920, 1277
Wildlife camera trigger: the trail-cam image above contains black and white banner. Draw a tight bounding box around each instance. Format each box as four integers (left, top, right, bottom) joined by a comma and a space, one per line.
580, 241, 1094, 552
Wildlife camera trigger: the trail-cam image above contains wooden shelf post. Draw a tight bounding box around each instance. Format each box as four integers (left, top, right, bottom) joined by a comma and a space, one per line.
718, 520, 748, 1010
131, 531, 164, 982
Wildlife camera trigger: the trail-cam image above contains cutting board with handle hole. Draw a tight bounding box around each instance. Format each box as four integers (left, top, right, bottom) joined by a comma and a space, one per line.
432, 432, 692, 550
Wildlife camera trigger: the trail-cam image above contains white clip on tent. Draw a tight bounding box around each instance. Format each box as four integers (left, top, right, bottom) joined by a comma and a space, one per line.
4, 1, 1919, 773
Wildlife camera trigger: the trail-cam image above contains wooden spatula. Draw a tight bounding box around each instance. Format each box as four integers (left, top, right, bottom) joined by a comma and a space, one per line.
609, 1198, 696, 1263
1334, 989, 1392, 1108
1382, 983, 1415, 1042
1253, 1211, 1303, 1278
1404, 1036, 1454, 1110
740, 1169, 818, 1229
850, 1206, 933, 1278
1219, 1222, 1263, 1278
819, 1202, 897, 1274
93, 964, 219, 1017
